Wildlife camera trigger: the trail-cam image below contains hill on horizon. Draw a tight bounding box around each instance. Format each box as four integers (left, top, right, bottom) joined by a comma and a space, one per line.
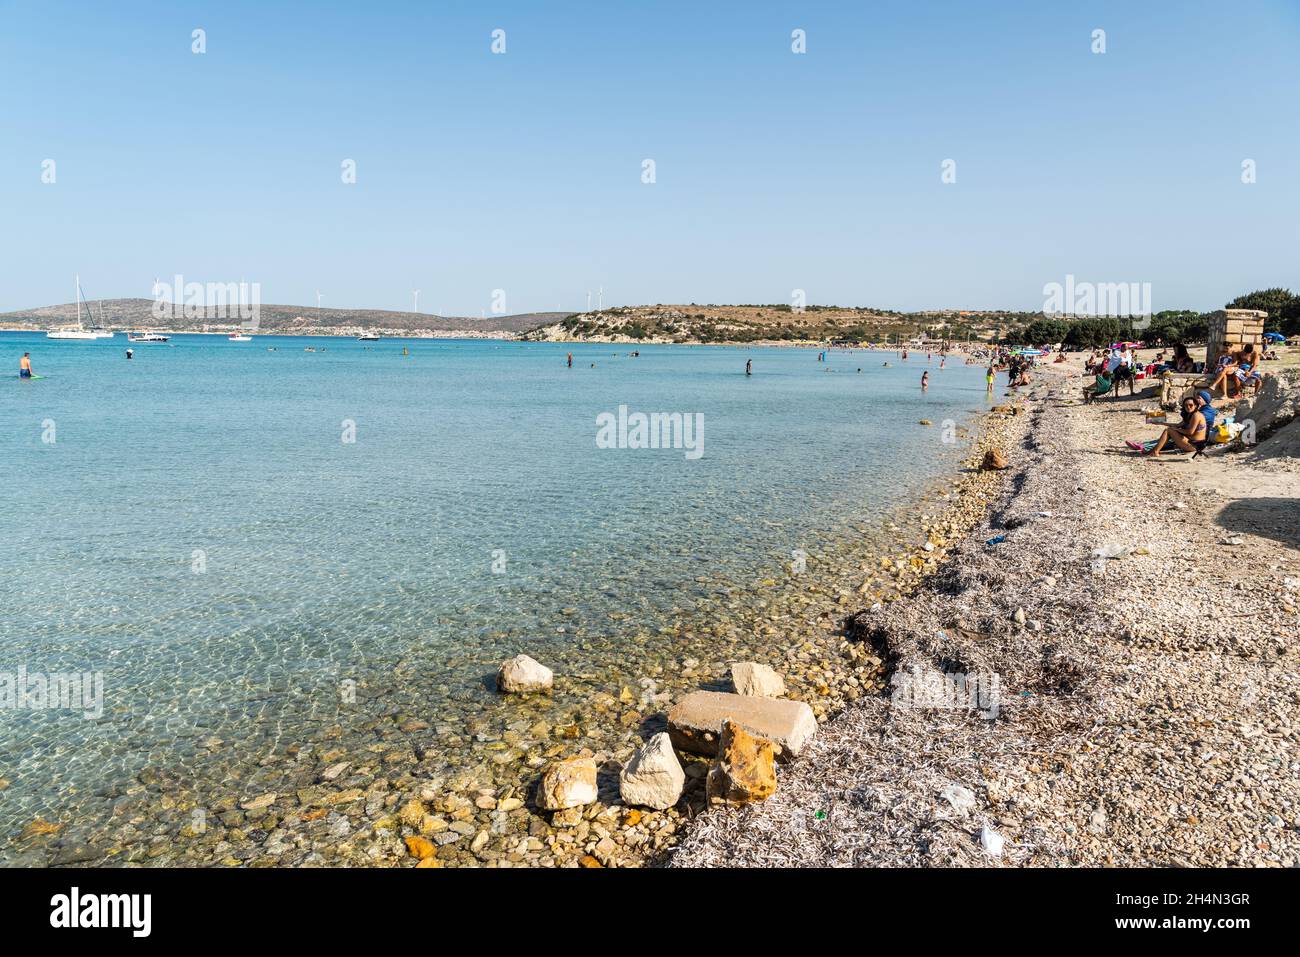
520, 303, 1018, 344
0, 299, 569, 336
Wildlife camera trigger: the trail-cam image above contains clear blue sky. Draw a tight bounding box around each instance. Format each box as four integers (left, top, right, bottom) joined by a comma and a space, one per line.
2, 0, 1297, 316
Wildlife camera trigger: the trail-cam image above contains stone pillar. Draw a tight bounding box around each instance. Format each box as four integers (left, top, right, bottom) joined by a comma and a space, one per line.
1204, 309, 1267, 366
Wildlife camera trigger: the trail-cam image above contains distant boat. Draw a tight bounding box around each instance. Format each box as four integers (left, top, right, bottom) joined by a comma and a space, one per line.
48, 275, 112, 339
357, 332, 380, 341
127, 332, 170, 342
228, 334, 252, 342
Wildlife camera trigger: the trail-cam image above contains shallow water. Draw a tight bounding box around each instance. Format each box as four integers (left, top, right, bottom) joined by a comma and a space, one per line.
0, 332, 987, 841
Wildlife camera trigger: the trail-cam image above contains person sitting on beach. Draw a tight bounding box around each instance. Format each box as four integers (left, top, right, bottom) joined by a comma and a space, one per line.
1234, 357, 1263, 396
1194, 389, 1219, 431
1166, 343, 1195, 373
1143, 396, 1207, 457
1207, 347, 1239, 395
1084, 367, 1113, 403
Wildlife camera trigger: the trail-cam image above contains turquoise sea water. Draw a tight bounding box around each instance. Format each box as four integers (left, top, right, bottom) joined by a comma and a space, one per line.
0, 331, 988, 842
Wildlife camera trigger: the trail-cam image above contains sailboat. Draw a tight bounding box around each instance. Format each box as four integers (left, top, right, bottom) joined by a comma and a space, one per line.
47, 276, 113, 339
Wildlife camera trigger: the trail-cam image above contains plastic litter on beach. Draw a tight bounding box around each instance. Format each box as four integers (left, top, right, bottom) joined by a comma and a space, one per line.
1092, 544, 1132, 560
986, 535, 1007, 545
978, 824, 1005, 857
940, 784, 976, 816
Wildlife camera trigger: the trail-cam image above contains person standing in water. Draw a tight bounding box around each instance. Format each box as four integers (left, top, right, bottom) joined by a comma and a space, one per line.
921, 370, 929, 391
985, 363, 995, 393
745, 359, 752, 376
126, 348, 133, 360
19, 352, 33, 378
567, 352, 572, 368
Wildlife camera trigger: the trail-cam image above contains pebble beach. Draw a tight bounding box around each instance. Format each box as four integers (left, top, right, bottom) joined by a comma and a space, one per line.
673, 362, 1299, 868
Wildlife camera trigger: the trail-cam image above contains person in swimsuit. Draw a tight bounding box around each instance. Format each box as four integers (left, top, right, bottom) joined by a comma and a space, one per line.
19, 353, 33, 378
1146, 396, 1206, 457
1207, 347, 1240, 395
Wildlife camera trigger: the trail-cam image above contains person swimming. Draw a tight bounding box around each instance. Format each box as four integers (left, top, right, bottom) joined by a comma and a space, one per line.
19, 352, 33, 378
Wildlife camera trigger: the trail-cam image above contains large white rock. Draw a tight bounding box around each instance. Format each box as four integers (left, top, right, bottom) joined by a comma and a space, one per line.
667, 691, 816, 760
538, 757, 597, 810
619, 732, 685, 810
497, 654, 553, 694
731, 662, 786, 698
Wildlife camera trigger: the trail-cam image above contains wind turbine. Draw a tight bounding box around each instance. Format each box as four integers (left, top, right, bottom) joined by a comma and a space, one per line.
412, 289, 421, 314
316, 290, 324, 312
598, 286, 603, 309
586, 290, 592, 312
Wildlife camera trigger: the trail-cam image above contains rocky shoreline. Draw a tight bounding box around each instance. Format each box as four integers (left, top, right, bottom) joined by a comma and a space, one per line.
7, 394, 1020, 868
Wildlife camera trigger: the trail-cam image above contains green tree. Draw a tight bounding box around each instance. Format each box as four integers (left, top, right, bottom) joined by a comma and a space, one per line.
1226, 288, 1299, 336
1226, 288, 1296, 320
1021, 317, 1069, 344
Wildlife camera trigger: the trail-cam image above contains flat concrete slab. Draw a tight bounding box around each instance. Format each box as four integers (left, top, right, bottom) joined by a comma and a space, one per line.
667, 691, 816, 760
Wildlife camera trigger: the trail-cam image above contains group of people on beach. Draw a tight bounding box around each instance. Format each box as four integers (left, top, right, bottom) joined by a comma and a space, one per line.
1206, 342, 1263, 397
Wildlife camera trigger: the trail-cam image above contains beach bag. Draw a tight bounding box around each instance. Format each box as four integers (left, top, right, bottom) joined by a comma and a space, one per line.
1211, 423, 1231, 444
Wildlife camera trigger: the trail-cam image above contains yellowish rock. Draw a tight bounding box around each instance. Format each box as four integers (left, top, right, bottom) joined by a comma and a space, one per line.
538, 756, 598, 810
706, 719, 777, 804
405, 836, 437, 860
398, 799, 425, 828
